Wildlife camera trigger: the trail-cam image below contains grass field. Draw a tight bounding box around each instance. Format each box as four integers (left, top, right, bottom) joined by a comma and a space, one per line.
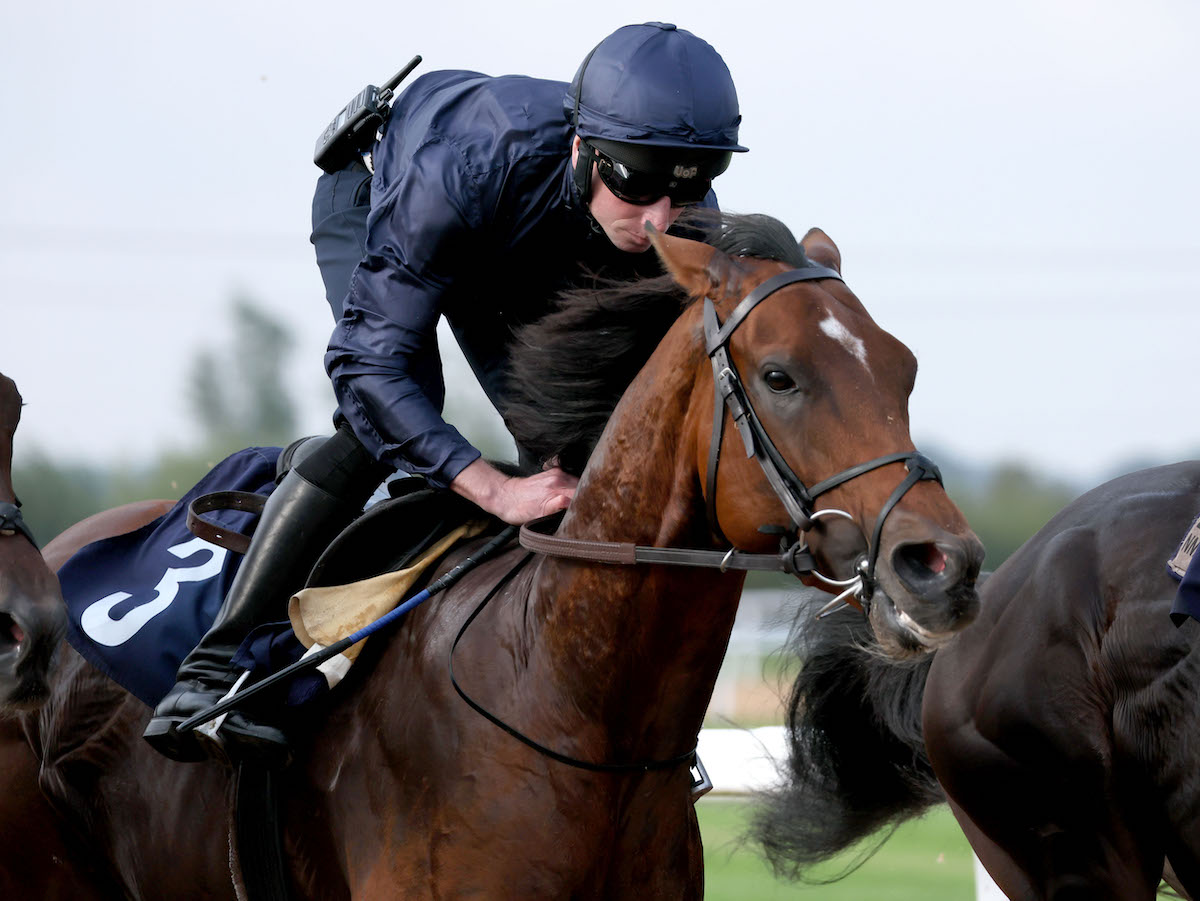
699, 798, 978, 900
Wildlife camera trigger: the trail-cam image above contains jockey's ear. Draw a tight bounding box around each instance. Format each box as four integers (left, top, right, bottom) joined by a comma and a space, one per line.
647, 225, 733, 300
800, 227, 842, 274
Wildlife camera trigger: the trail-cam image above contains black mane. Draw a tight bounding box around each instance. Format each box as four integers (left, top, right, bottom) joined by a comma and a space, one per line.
503, 213, 810, 474
750, 598, 939, 882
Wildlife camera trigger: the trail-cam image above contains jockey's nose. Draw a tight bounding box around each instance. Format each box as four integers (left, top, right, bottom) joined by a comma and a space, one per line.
641, 196, 676, 233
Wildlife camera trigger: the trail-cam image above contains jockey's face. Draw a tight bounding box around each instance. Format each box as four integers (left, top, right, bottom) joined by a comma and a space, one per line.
572, 137, 684, 253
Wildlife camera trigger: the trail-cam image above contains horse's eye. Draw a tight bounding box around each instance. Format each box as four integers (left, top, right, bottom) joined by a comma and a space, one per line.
764, 370, 795, 393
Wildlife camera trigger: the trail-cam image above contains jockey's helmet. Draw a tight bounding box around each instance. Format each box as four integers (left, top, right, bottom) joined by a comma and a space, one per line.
566, 22, 746, 205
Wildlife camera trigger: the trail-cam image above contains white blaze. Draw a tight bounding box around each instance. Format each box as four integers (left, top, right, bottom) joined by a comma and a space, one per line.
818, 314, 870, 370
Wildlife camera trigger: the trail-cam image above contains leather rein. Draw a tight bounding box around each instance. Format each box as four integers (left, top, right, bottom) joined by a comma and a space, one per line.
519, 263, 944, 616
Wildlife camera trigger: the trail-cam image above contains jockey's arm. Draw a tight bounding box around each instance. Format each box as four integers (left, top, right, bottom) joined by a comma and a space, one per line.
325, 138, 489, 492
325, 138, 578, 524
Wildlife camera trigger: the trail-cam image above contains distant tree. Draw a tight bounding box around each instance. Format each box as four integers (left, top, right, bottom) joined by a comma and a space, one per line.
13, 297, 302, 543
8, 452, 111, 546
943, 462, 1079, 569
236, 300, 296, 444
187, 295, 297, 451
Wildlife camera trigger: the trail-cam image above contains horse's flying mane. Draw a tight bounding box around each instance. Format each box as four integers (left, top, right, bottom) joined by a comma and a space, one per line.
504, 212, 810, 474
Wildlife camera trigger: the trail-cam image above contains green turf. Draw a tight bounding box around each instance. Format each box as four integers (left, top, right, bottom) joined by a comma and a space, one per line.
699, 798, 978, 900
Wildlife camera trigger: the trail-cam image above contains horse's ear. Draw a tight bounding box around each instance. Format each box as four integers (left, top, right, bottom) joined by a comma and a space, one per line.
648, 226, 731, 299
801, 228, 842, 274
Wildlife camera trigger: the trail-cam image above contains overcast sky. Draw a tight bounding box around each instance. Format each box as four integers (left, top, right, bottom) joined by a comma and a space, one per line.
2, 0, 1197, 486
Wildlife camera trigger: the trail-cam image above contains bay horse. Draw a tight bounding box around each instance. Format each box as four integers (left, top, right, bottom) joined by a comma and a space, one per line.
11, 214, 982, 899
755, 461, 1200, 901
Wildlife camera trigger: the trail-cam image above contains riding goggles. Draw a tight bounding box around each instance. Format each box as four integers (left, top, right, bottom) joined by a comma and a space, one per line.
589, 142, 715, 207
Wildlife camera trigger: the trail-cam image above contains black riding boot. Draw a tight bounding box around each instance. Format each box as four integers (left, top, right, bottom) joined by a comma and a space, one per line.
143, 469, 357, 763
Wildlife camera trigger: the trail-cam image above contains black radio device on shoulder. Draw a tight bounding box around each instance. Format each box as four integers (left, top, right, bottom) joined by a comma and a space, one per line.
313, 55, 422, 174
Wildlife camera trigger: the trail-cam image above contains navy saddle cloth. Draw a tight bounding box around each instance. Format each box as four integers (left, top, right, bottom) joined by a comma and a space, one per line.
60, 447, 484, 707
60, 447, 281, 706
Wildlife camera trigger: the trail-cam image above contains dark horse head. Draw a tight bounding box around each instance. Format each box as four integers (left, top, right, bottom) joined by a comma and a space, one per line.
508, 213, 984, 658
0, 374, 65, 709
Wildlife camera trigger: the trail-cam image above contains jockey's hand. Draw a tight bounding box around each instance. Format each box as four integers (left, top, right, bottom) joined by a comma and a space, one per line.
450, 458, 577, 525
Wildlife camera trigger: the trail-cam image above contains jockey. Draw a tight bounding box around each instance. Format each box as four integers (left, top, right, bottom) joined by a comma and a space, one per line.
144, 22, 746, 762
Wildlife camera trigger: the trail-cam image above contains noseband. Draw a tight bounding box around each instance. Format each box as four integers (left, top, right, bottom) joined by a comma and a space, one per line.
0, 501, 37, 548
520, 260, 943, 616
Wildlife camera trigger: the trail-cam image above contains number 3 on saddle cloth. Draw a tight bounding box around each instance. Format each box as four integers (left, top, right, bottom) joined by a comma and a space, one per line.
60, 446, 486, 708
59, 447, 285, 706
1169, 513, 1200, 626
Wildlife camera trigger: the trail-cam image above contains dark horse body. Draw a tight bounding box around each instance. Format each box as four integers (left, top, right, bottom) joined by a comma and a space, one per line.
2, 216, 983, 899
759, 461, 1200, 901
0, 374, 112, 900
0, 374, 65, 708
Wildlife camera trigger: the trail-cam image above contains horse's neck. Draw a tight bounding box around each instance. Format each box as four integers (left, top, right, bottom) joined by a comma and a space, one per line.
527, 324, 745, 756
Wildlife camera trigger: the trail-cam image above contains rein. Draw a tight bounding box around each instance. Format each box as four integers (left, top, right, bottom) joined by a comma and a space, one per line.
0, 501, 37, 548
519, 263, 944, 616
449, 551, 698, 774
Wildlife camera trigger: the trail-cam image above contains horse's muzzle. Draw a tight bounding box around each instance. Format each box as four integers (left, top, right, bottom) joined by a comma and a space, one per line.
869, 522, 984, 654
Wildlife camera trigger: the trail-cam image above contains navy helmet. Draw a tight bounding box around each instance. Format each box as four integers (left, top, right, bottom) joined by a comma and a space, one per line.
566, 23, 746, 204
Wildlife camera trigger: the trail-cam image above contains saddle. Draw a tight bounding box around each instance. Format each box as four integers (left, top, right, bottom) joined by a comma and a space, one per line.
213, 478, 500, 699
287, 483, 492, 667
306, 478, 488, 588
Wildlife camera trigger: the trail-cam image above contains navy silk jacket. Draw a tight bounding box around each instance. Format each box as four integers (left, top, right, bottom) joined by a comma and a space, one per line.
324, 70, 713, 488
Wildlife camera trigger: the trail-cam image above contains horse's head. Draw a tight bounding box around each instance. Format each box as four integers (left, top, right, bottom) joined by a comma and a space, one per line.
0, 373, 66, 709
651, 227, 983, 657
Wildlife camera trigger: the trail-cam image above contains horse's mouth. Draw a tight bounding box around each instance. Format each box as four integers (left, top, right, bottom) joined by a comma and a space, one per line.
895, 606, 952, 648
869, 592, 957, 657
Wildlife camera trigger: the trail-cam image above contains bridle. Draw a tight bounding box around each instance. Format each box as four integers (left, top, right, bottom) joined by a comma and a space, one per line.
521, 259, 944, 617
702, 264, 943, 612
0, 501, 37, 548
466, 261, 946, 776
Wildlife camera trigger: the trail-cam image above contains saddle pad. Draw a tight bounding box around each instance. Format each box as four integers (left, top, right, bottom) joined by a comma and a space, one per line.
1169, 512, 1200, 626
60, 447, 281, 706
288, 519, 488, 667
230, 497, 495, 705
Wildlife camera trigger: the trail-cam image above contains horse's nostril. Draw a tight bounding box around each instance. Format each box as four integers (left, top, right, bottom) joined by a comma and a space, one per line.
895, 542, 948, 584
920, 544, 947, 575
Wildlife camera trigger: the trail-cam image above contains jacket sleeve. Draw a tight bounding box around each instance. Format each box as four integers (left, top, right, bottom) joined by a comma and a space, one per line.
324, 137, 486, 489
